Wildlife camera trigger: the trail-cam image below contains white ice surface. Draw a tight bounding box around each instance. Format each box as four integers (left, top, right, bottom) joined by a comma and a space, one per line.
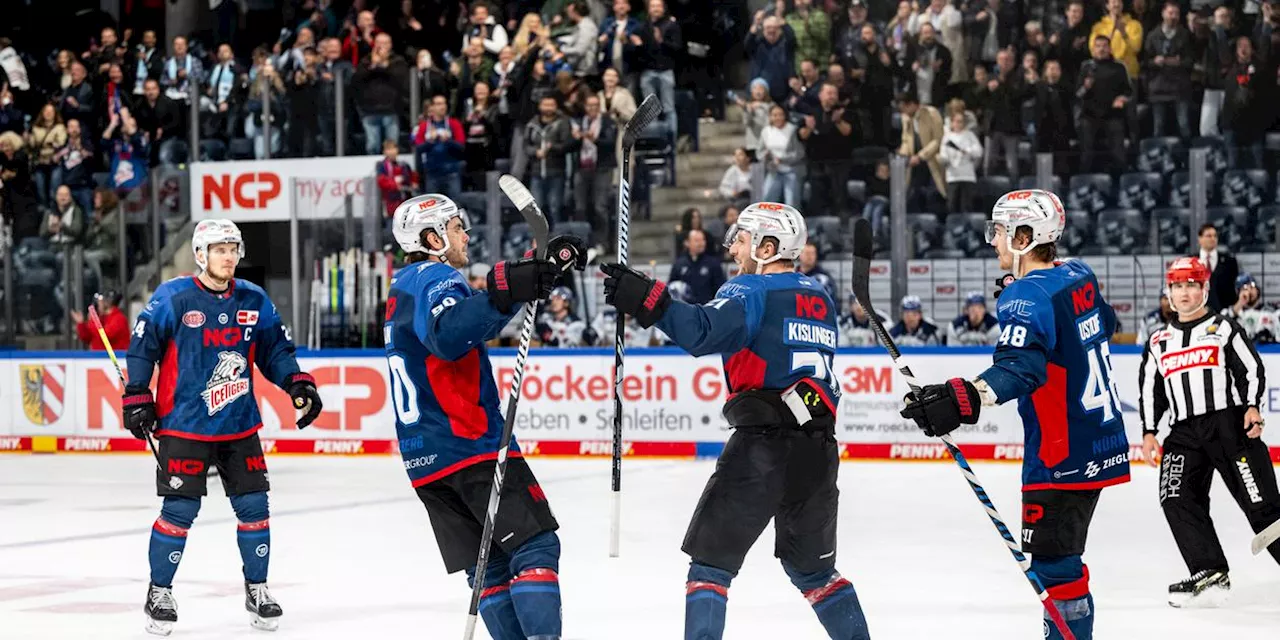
0, 456, 1277, 639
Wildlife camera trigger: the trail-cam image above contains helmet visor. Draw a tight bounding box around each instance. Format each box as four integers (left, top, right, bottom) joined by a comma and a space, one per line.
455, 210, 472, 233
722, 223, 739, 249
984, 221, 1004, 244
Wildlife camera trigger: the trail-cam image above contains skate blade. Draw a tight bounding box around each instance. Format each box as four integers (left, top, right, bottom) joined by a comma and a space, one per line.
144, 616, 174, 636
249, 612, 280, 632
1169, 585, 1230, 609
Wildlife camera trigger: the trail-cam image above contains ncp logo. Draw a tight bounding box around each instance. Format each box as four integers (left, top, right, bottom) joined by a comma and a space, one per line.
203, 172, 282, 210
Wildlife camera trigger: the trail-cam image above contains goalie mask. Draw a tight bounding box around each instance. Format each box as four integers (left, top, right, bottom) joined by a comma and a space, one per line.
392, 194, 471, 257
723, 202, 807, 266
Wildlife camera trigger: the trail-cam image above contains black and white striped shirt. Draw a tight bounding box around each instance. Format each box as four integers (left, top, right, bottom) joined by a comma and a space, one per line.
1137, 312, 1266, 435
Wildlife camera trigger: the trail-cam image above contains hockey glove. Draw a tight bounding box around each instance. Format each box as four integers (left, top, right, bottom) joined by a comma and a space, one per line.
900, 378, 981, 437
285, 372, 322, 429
601, 262, 671, 328
487, 258, 559, 314
547, 234, 588, 272
122, 386, 157, 440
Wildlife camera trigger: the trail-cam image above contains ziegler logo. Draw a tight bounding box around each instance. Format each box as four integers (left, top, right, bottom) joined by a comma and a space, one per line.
1159, 345, 1221, 375
201, 351, 250, 415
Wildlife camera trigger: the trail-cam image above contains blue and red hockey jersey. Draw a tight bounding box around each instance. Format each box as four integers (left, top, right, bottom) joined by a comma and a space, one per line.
654, 272, 841, 410
977, 261, 1131, 491
126, 277, 302, 441
383, 260, 520, 487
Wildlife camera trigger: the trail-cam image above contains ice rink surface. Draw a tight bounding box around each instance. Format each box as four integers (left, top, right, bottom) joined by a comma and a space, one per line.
1, 455, 1277, 639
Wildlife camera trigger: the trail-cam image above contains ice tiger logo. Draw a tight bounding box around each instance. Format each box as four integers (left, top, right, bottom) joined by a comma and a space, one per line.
201, 351, 251, 416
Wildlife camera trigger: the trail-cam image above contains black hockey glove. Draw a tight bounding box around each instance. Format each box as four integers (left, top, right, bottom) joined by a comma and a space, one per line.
900, 378, 981, 437
547, 234, 588, 272
122, 386, 157, 440
285, 372, 322, 429
487, 258, 559, 313
993, 273, 1016, 299
601, 262, 671, 328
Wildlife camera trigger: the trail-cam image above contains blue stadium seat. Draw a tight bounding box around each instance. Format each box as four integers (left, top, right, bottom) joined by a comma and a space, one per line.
1137, 136, 1185, 174
846, 180, 866, 210
503, 222, 532, 261
1190, 136, 1231, 174
228, 138, 255, 160
454, 192, 487, 223
942, 213, 986, 257
1095, 208, 1145, 255
158, 139, 189, 165
1117, 172, 1164, 213
198, 139, 227, 162
908, 213, 941, 257
1249, 205, 1280, 252
1067, 173, 1114, 214
851, 146, 889, 177
1168, 171, 1218, 208
1152, 208, 1191, 253
1059, 210, 1092, 256
976, 175, 1013, 213
1015, 175, 1063, 194
807, 215, 844, 257
1207, 206, 1249, 249
1219, 169, 1268, 211
467, 226, 493, 265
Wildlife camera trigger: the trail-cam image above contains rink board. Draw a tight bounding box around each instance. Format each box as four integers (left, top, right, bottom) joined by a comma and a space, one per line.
1, 347, 1278, 462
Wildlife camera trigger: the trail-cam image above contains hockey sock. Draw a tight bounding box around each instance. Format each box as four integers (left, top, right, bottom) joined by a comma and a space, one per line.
509, 531, 562, 639
149, 496, 201, 588
467, 552, 523, 640
1033, 555, 1093, 640
685, 562, 735, 640
230, 492, 270, 583
783, 562, 870, 640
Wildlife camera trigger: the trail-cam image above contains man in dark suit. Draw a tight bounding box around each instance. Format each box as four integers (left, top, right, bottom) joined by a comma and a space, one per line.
1197, 223, 1239, 310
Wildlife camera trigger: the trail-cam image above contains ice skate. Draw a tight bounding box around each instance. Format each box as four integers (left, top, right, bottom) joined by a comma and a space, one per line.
1168, 570, 1230, 608
144, 583, 177, 636
245, 581, 283, 631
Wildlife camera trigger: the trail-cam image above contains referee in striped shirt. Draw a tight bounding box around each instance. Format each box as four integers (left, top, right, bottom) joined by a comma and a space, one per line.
1138, 257, 1280, 606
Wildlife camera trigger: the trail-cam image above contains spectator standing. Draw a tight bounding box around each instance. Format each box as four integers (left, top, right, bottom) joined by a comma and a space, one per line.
799, 83, 857, 218
1144, 1, 1194, 139
897, 92, 947, 214
245, 50, 285, 158
939, 110, 983, 213
414, 50, 452, 102
636, 0, 681, 138
453, 41, 496, 115
785, 58, 823, 115
759, 104, 804, 207
1090, 0, 1144, 77
833, 0, 871, 69
490, 46, 518, 112
1198, 223, 1240, 311
60, 62, 96, 128
286, 47, 322, 157
41, 185, 85, 246
392, 0, 429, 55
907, 22, 953, 107
525, 95, 573, 222
737, 78, 773, 156
203, 44, 241, 141
83, 189, 121, 286
512, 13, 551, 59
599, 66, 637, 129
98, 64, 132, 136
1034, 59, 1074, 175
1050, 1, 1091, 80
72, 290, 129, 350
342, 10, 382, 65
317, 38, 354, 156
560, 1, 599, 77
1200, 6, 1235, 137
463, 82, 500, 189
276, 27, 316, 76
353, 33, 408, 155
1222, 36, 1275, 170
849, 23, 897, 147
826, 63, 855, 106
26, 103, 66, 209
134, 79, 181, 159
1076, 35, 1131, 174
910, 0, 968, 84
668, 228, 726, 305
570, 93, 617, 247
599, 0, 642, 88
161, 36, 204, 128
375, 138, 418, 220
0, 131, 40, 240
51, 119, 95, 215
101, 109, 149, 192
414, 94, 465, 200
746, 14, 796, 108
1257, 2, 1280, 66
982, 48, 1026, 178
885, 1, 915, 59
86, 27, 123, 78
52, 49, 75, 94
718, 147, 753, 201
0, 84, 23, 135
787, 0, 832, 75
129, 30, 162, 98
466, 3, 510, 59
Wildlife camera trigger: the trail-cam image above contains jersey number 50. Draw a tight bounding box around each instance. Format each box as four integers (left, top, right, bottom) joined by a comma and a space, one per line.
1080, 341, 1123, 423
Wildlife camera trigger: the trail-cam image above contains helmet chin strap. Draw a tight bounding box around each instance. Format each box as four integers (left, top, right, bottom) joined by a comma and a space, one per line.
1173, 288, 1209, 317
751, 236, 783, 267
1005, 235, 1038, 279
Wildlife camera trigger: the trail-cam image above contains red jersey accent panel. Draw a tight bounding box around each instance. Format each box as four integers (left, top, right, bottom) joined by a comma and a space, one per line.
426, 351, 489, 439
724, 348, 767, 393
157, 341, 179, 417
1032, 363, 1070, 468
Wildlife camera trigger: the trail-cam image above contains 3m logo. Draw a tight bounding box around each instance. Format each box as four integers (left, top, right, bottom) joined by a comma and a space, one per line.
202, 173, 282, 209
1159, 345, 1221, 375
841, 367, 893, 394
795, 294, 829, 320
167, 459, 205, 475
1071, 282, 1096, 315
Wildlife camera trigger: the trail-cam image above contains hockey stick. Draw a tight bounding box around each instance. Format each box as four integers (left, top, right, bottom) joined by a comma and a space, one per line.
1252, 518, 1280, 555
609, 93, 663, 558
88, 305, 162, 468
848, 218, 1076, 640
462, 175, 551, 640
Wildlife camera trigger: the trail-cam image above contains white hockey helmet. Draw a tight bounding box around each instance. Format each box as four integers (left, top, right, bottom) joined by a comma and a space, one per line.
192, 218, 245, 271
392, 194, 471, 256
987, 189, 1065, 276
724, 201, 807, 266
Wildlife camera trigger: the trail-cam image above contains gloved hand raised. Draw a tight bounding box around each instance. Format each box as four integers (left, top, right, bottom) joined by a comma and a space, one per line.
487, 258, 560, 313
601, 262, 671, 328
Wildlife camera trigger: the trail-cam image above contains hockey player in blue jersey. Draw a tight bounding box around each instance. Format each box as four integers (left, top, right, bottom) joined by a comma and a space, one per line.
900, 189, 1129, 640
383, 194, 583, 640
602, 202, 870, 640
946, 291, 1001, 346
889, 295, 942, 346
123, 219, 322, 635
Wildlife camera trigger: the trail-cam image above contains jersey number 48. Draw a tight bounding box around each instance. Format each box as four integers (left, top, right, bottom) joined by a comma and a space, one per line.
1080, 341, 1123, 423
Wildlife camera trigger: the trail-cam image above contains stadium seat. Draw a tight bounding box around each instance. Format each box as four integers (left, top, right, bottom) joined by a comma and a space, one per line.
554, 221, 593, 247
1190, 136, 1231, 174
1152, 208, 1192, 254
467, 226, 493, 265
1137, 136, 1185, 174
976, 175, 1013, 213
1168, 171, 1218, 208
1219, 169, 1268, 211
807, 215, 844, 257
1015, 175, 1063, 194
1095, 208, 1145, 255
1067, 173, 1114, 214
198, 139, 227, 162
1265, 132, 1280, 170
908, 213, 941, 257
1117, 172, 1163, 213
1249, 205, 1280, 252
851, 146, 889, 178
454, 192, 487, 224
846, 180, 867, 210
228, 138, 255, 160
1059, 210, 1092, 256
503, 222, 532, 261
1207, 206, 1249, 248
942, 213, 986, 257
158, 139, 189, 165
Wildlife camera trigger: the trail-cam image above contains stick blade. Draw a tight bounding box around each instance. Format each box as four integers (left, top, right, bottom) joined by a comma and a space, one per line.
1252, 518, 1280, 555
498, 174, 551, 260
623, 94, 663, 146
498, 174, 535, 211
